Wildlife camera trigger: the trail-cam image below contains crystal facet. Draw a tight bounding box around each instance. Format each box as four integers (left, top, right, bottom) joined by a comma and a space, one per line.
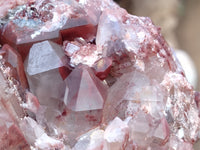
24, 40, 67, 108
64, 64, 107, 111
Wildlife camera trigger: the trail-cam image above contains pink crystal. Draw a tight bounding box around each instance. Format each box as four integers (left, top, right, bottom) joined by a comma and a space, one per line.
0, 70, 28, 149
153, 117, 170, 144
104, 117, 129, 150
0, 0, 200, 149
24, 40, 67, 108
64, 64, 107, 111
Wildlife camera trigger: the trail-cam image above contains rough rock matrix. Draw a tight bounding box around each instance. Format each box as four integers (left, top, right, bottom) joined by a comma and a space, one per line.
0, 0, 200, 150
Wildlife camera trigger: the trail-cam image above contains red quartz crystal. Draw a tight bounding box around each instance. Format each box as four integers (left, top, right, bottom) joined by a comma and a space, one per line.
0, 0, 199, 149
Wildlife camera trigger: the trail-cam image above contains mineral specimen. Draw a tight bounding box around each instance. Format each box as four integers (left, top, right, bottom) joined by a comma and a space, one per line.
0, 0, 199, 150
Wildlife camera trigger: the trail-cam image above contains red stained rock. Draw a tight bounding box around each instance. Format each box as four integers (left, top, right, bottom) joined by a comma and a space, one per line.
67, 43, 102, 67
0, 44, 28, 88
1, 21, 62, 61
0, 66, 25, 121
0, 124, 30, 150
0, 94, 29, 149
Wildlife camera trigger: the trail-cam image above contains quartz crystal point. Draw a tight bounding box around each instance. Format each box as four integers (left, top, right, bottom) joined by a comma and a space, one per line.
64, 64, 107, 111
0, 0, 200, 149
24, 40, 67, 108
53, 65, 107, 145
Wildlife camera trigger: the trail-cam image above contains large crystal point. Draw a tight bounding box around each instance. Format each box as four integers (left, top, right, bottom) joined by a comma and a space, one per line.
51, 65, 108, 145
24, 40, 67, 108
64, 64, 107, 111
26, 40, 65, 75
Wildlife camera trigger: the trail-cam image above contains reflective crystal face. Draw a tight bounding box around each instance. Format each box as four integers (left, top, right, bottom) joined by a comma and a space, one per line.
24, 41, 67, 108
64, 64, 107, 111
0, 0, 199, 149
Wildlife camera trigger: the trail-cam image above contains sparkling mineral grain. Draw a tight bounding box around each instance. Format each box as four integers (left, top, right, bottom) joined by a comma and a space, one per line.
0, 0, 200, 150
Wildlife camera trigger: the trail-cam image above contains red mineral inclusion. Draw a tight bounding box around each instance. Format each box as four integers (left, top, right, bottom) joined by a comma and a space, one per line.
58, 55, 72, 80
59, 65, 72, 80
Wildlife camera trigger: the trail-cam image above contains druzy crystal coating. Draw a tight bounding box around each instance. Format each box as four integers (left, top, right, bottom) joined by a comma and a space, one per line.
0, 0, 199, 150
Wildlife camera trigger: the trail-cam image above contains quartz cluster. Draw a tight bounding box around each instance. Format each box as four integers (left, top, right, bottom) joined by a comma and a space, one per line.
0, 0, 200, 150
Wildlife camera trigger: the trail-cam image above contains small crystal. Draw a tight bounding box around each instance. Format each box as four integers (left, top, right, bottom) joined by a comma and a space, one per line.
152, 117, 170, 145
104, 117, 129, 150
0, 124, 30, 150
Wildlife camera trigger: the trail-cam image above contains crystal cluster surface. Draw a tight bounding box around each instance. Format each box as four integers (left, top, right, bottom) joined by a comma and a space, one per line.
0, 0, 199, 150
